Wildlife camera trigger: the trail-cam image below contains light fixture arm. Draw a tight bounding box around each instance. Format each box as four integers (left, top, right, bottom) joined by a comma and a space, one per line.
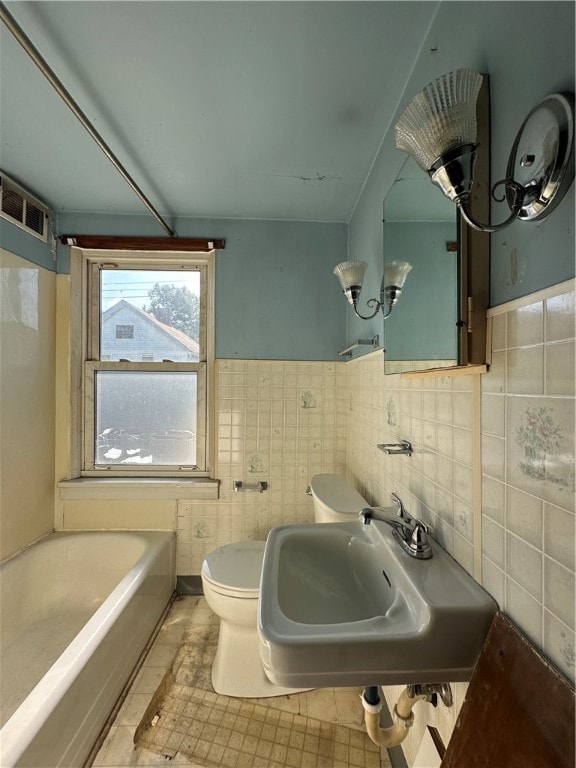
352, 298, 382, 321
457, 178, 527, 233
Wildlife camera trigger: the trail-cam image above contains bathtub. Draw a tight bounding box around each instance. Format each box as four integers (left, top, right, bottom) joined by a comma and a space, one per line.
0, 530, 176, 767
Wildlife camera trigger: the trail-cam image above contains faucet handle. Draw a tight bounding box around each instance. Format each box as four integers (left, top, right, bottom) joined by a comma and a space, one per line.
408, 521, 433, 559
390, 492, 410, 522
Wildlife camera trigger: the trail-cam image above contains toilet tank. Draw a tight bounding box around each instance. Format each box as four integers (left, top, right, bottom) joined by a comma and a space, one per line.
309, 473, 368, 523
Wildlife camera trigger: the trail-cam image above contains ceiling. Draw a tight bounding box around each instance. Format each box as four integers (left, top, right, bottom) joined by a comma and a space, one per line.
1, 1, 438, 224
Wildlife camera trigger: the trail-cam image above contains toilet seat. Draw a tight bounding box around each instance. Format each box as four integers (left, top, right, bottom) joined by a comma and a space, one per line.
201, 541, 264, 599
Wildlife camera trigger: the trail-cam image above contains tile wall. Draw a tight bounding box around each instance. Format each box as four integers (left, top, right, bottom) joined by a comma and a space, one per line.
481, 287, 575, 681
342, 282, 575, 765
344, 353, 480, 578
176, 360, 348, 575
343, 352, 480, 765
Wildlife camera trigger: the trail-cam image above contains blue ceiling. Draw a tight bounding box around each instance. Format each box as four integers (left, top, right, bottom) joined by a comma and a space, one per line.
1, 1, 438, 222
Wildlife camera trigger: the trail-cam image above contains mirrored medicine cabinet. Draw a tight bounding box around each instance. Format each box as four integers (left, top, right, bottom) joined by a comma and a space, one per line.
383, 81, 490, 375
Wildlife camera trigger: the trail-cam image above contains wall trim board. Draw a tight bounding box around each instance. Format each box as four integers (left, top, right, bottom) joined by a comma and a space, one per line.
487, 278, 575, 317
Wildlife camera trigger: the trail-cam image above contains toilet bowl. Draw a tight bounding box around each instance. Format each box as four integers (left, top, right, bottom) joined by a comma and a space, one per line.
309, 472, 368, 523
201, 474, 367, 698
201, 541, 309, 698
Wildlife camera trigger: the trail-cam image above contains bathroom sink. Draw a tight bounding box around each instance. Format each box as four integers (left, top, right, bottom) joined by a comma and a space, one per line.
258, 519, 497, 688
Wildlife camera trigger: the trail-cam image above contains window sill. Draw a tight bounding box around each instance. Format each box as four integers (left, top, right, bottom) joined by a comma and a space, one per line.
58, 477, 220, 501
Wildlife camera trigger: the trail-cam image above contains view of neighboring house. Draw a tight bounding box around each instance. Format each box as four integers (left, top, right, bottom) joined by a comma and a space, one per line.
96, 299, 199, 466
101, 299, 199, 361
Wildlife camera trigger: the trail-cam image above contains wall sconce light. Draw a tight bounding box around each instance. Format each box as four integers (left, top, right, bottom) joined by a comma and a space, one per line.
394, 68, 575, 233
333, 259, 412, 319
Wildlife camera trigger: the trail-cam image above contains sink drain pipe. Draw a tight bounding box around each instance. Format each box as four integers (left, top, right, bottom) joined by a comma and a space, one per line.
361, 684, 452, 748
361, 686, 425, 748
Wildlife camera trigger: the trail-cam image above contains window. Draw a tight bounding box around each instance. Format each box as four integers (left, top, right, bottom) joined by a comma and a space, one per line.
115, 324, 134, 339
78, 251, 214, 477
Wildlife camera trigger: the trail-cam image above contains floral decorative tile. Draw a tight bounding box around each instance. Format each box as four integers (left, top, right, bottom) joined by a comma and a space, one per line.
507, 397, 575, 512
300, 390, 319, 409
190, 518, 216, 542
247, 452, 265, 473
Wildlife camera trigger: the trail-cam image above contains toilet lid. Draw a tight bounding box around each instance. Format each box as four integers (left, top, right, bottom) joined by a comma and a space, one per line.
201, 541, 265, 594
309, 473, 368, 514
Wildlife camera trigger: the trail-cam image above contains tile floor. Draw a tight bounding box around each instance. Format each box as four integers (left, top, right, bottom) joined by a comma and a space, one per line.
90, 596, 391, 768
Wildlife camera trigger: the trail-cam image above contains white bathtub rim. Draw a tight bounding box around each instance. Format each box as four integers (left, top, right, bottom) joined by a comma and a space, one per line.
0, 530, 175, 767
0, 527, 175, 566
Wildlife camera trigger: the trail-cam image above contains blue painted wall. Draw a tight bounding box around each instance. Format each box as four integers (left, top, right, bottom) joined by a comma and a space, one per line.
348, 0, 575, 353
0, 218, 56, 271
57, 212, 347, 361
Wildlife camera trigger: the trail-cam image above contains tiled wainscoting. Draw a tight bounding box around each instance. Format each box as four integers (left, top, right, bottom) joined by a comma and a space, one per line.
341, 281, 575, 765
344, 355, 480, 578
481, 286, 575, 679
343, 353, 480, 765
176, 360, 349, 575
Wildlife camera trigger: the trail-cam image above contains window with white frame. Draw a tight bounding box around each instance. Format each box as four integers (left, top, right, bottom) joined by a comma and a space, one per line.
79, 251, 214, 477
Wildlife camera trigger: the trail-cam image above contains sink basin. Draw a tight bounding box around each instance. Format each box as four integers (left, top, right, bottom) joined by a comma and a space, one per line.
258, 519, 497, 688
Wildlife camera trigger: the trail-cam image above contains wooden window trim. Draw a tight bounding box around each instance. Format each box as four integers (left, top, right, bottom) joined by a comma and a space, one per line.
60, 235, 225, 251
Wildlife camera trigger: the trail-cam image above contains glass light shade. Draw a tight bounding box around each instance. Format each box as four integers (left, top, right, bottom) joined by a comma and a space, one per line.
395, 69, 483, 171
384, 260, 412, 289
333, 260, 367, 291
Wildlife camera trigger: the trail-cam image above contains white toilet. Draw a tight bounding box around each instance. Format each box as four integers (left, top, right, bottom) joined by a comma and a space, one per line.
309, 472, 369, 523
201, 473, 368, 698
201, 541, 307, 697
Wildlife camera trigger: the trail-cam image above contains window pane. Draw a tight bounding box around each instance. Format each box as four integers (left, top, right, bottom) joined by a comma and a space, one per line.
95, 371, 197, 466
115, 324, 134, 339
100, 270, 200, 361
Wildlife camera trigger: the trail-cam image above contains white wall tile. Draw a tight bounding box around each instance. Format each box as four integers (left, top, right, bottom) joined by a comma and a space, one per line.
483, 350, 506, 394
178, 359, 348, 575
482, 394, 505, 438
546, 292, 575, 343
505, 578, 542, 646
481, 556, 505, 607
543, 610, 576, 678
507, 302, 544, 347
482, 517, 505, 569
543, 503, 575, 572
544, 557, 575, 630
546, 341, 575, 396
482, 288, 575, 681
506, 487, 542, 550
482, 475, 505, 525
506, 532, 542, 601
481, 434, 505, 482
507, 346, 544, 395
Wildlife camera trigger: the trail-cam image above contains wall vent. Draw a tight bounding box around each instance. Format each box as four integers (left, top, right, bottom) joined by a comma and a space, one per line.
0, 173, 51, 242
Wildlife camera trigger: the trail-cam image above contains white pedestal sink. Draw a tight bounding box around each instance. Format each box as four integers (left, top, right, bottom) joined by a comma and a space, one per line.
258, 519, 497, 688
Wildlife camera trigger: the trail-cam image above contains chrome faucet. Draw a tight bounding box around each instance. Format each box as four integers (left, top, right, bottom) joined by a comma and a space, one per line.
359, 493, 433, 559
